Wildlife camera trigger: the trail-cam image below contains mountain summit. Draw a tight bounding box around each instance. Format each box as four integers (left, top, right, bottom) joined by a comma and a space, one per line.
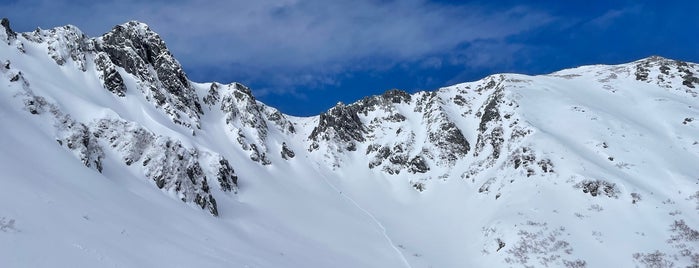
1, 20, 697, 267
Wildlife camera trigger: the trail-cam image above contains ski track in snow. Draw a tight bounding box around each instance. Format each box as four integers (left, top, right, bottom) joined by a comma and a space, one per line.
314, 164, 413, 268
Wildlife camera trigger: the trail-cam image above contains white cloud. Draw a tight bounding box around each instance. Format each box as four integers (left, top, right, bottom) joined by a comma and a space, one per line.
1, 0, 555, 92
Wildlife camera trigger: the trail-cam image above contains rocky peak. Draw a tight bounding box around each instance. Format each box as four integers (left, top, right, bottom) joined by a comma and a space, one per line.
232, 82, 254, 98
98, 21, 167, 69
1, 18, 17, 42
95, 21, 203, 129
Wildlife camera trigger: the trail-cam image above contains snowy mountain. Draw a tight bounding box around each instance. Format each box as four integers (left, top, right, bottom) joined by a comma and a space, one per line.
1, 19, 697, 268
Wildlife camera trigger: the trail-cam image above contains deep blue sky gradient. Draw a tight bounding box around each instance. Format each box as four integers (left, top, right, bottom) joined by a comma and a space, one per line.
2, 0, 697, 116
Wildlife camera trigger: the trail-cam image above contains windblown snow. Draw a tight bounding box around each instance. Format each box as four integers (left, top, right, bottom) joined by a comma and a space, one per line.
0, 19, 697, 268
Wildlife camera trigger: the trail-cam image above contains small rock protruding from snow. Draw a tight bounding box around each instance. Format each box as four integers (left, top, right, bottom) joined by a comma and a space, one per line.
215, 157, 238, 193
575, 179, 620, 198
1, 18, 17, 43
408, 155, 429, 174
281, 142, 295, 160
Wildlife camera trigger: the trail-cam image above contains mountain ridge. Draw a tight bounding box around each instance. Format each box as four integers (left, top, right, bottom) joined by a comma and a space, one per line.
1, 19, 698, 267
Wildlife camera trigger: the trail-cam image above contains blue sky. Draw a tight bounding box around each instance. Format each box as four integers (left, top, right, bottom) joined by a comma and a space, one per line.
2, 0, 698, 116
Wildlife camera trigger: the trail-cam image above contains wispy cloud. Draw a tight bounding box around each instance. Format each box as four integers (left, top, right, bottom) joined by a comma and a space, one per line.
585, 5, 643, 29
1, 0, 554, 96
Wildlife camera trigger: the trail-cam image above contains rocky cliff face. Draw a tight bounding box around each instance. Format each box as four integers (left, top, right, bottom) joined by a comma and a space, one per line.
18, 21, 203, 130
95, 21, 203, 129
1, 20, 236, 216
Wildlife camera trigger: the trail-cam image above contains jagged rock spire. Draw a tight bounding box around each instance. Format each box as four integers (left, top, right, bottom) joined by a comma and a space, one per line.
1, 18, 17, 42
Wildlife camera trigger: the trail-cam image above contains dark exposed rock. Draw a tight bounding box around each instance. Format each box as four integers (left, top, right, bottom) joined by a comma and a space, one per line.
217, 82, 281, 165
15, 82, 105, 173
389, 154, 408, 165
478, 177, 496, 193
18, 25, 93, 71
537, 159, 554, 173
474, 87, 506, 167
98, 22, 164, 77
281, 142, 295, 160
428, 121, 470, 163
20, 21, 205, 129
352, 89, 412, 116
475, 126, 504, 159
309, 102, 365, 150
511, 147, 535, 170
675, 60, 699, 88
479, 89, 502, 132
631, 57, 699, 92
575, 179, 619, 198
408, 155, 429, 173
415, 91, 470, 166
53, 26, 91, 71
216, 157, 238, 192
683, 73, 699, 88
631, 192, 642, 204
496, 238, 506, 252
94, 52, 126, 97
22, 94, 51, 114
62, 123, 104, 173
368, 146, 391, 169
268, 109, 296, 134
381, 89, 412, 104
1, 18, 17, 42
142, 138, 219, 215
308, 142, 319, 152
413, 91, 437, 113
366, 144, 381, 155
453, 94, 467, 106
206, 195, 218, 216
341, 86, 470, 172
507, 147, 553, 176
249, 144, 271, 165
659, 65, 671, 75
90, 118, 227, 216
203, 82, 221, 107
412, 181, 426, 192
635, 63, 650, 81
96, 21, 202, 127
384, 113, 406, 122
92, 119, 154, 166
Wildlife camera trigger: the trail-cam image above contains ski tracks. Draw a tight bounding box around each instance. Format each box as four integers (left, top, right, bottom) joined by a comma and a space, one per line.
315, 166, 413, 268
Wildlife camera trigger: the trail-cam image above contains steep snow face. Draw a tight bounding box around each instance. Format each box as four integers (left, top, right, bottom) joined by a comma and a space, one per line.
1, 19, 698, 268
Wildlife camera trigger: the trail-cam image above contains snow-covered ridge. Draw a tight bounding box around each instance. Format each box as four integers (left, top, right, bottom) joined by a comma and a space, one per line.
1, 18, 698, 267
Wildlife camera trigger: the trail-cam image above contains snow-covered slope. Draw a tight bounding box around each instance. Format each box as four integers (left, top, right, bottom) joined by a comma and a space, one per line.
1, 19, 697, 267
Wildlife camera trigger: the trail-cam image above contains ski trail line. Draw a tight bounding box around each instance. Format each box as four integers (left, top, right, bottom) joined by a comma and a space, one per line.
315, 166, 413, 268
